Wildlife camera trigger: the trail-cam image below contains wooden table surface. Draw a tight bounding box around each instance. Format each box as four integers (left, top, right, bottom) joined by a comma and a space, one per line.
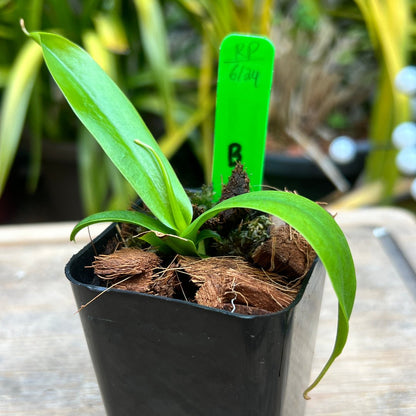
1, 207, 415, 415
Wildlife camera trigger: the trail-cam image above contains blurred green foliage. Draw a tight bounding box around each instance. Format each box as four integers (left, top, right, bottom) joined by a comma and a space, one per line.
318, 0, 415, 203
0, 0, 205, 214
353, 0, 414, 201
1, 0, 414, 217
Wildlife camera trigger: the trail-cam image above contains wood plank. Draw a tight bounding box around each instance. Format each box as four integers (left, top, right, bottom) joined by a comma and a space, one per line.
0, 241, 105, 415
305, 208, 416, 415
0, 222, 107, 245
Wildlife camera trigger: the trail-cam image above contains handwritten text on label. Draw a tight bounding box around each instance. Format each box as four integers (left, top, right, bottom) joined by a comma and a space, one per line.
229, 63, 259, 87
234, 41, 260, 61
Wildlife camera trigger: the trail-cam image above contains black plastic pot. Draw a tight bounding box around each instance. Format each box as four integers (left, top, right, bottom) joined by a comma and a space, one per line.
65, 225, 325, 416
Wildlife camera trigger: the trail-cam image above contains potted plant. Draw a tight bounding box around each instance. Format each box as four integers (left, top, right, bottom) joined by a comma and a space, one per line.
23, 24, 356, 416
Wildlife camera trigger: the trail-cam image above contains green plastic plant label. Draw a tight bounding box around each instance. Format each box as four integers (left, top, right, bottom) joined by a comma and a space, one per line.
211, 33, 275, 200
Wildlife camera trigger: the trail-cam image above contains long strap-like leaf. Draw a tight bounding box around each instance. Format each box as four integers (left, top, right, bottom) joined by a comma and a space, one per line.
182, 190, 356, 396
70, 209, 174, 241
27, 30, 193, 232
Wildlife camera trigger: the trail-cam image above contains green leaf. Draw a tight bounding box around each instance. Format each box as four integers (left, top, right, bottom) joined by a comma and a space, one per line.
70, 210, 175, 241
26, 30, 193, 232
182, 190, 356, 395
0, 40, 43, 195
141, 231, 199, 256
134, 139, 188, 232
134, 0, 176, 133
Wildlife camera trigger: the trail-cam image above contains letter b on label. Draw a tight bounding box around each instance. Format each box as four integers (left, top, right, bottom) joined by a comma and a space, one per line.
228, 143, 242, 167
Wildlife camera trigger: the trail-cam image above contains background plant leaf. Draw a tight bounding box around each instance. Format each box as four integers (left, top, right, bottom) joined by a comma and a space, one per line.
0, 40, 43, 194
28, 30, 193, 232
134, 0, 176, 133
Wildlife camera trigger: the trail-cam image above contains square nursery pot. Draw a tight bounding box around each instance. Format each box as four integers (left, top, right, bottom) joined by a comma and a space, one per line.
65, 225, 325, 416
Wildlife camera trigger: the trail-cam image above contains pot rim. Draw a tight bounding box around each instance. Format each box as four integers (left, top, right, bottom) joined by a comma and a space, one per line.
65, 223, 320, 321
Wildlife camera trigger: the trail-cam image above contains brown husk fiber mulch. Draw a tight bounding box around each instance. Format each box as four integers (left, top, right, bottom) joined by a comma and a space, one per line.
178, 256, 298, 313
90, 246, 308, 315
252, 217, 316, 280
92, 248, 161, 292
